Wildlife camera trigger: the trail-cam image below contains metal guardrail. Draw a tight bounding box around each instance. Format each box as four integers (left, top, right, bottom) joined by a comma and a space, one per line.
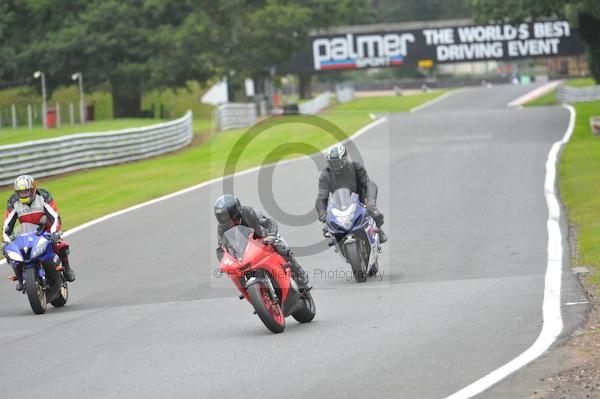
215, 91, 337, 132
215, 103, 257, 131
299, 91, 332, 115
556, 85, 600, 103
336, 86, 355, 104
0, 111, 193, 186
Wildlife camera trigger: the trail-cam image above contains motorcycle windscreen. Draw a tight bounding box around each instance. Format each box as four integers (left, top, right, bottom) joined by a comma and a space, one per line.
223, 225, 255, 261
329, 188, 359, 211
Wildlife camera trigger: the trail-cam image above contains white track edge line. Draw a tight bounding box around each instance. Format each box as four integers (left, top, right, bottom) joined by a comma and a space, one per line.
444, 104, 575, 399
409, 89, 464, 113
0, 116, 388, 267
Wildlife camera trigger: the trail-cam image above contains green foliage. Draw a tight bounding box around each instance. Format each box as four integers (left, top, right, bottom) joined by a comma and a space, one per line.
0, 0, 375, 115
372, 0, 471, 23
469, 0, 566, 23
4, 1, 214, 116
142, 81, 213, 120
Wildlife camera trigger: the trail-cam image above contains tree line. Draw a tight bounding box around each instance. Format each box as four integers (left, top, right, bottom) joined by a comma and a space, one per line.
0, 0, 373, 117
0, 1, 596, 118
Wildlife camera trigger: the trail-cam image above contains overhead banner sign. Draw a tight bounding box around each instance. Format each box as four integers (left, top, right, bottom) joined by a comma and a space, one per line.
291, 20, 586, 73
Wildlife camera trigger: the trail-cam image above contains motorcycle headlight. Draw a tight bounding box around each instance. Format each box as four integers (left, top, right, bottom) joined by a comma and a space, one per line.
332, 203, 356, 230
32, 238, 48, 259
5, 250, 23, 262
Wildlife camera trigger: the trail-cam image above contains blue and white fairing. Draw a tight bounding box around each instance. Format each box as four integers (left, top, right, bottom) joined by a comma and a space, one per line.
326, 189, 368, 234
4, 223, 57, 278
325, 188, 380, 270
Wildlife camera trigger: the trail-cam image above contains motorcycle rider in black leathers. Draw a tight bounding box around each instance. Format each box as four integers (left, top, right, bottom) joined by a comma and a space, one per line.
214, 194, 309, 290
315, 143, 387, 243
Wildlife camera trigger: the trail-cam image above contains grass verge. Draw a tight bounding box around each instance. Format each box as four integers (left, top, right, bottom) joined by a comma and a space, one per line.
0, 91, 447, 231
559, 100, 600, 287
0, 119, 166, 147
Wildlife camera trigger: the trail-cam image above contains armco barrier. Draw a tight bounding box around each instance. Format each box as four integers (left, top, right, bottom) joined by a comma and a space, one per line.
336, 86, 355, 104
216, 103, 257, 131
556, 84, 600, 103
299, 91, 332, 115
0, 111, 193, 186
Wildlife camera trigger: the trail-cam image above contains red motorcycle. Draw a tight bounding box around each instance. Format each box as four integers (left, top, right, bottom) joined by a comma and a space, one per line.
219, 225, 316, 333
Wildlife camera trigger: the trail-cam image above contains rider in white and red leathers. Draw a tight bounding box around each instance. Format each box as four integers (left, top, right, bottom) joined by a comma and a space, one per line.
3, 175, 76, 291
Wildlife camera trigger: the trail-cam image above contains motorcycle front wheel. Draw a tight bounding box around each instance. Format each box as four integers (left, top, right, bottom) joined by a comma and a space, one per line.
24, 268, 47, 314
247, 279, 285, 333
345, 240, 367, 283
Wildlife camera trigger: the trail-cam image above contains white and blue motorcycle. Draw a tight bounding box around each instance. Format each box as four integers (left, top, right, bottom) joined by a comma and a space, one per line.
323, 188, 381, 283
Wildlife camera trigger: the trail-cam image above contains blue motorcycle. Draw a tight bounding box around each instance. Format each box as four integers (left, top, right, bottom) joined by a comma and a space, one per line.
324, 188, 380, 282
3, 223, 68, 314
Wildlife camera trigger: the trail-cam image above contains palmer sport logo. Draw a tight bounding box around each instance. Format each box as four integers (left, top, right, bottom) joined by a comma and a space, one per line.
312, 33, 415, 71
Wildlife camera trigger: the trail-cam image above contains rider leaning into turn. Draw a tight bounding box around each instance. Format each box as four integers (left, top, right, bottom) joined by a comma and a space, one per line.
214, 194, 309, 291
2, 175, 76, 291
315, 143, 388, 243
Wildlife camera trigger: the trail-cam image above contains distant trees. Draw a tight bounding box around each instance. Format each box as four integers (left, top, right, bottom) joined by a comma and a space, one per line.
0, 0, 374, 116
371, 0, 471, 23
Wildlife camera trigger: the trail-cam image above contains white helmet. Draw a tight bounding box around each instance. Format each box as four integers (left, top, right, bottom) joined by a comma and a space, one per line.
325, 143, 348, 172
14, 175, 37, 205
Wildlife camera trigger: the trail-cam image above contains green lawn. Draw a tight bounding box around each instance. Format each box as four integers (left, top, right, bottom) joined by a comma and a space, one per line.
0, 90, 447, 232
336, 91, 448, 112
526, 77, 597, 107
559, 100, 600, 287
0, 119, 165, 146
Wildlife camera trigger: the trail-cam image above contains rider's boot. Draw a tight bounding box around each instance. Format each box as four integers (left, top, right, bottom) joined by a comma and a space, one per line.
378, 228, 388, 244
287, 255, 309, 291
322, 227, 335, 246
60, 254, 76, 282
9, 267, 23, 291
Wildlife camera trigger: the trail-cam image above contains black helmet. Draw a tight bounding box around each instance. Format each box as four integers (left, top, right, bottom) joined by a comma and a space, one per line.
325, 143, 348, 172
214, 194, 242, 226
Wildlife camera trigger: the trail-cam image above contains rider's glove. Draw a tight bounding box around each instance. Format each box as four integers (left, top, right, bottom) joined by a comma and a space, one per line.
366, 202, 378, 213
49, 232, 62, 244
262, 234, 278, 245
318, 211, 327, 223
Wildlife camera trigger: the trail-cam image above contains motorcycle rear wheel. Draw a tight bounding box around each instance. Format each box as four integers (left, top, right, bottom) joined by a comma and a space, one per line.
248, 281, 285, 333
24, 268, 47, 315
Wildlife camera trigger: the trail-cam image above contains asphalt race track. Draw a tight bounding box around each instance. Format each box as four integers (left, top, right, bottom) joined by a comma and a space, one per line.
0, 84, 589, 398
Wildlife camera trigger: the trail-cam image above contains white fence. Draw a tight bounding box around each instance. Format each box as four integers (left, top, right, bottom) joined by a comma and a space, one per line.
299, 91, 332, 115
556, 84, 600, 103
215, 103, 257, 131
214, 91, 338, 132
336, 86, 355, 104
0, 111, 193, 186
